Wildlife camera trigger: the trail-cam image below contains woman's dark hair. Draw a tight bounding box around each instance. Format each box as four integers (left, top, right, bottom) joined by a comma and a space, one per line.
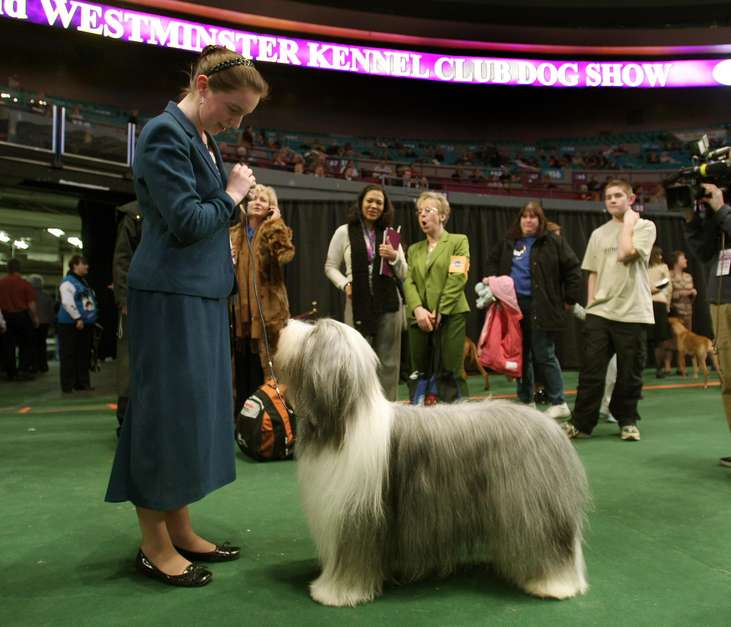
668, 250, 686, 268
507, 200, 547, 240
347, 184, 394, 228
68, 254, 87, 272
650, 245, 664, 267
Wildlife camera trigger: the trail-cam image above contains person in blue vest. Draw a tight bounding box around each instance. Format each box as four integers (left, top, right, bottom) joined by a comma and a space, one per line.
57, 254, 97, 393
105, 45, 267, 588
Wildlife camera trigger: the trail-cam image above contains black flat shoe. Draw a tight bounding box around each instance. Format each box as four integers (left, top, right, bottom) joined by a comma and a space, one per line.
174, 542, 240, 563
135, 550, 212, 587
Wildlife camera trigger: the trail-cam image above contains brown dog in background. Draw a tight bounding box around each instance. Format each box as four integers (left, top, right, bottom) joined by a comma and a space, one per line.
464, 337, 490, 390
668, 316, 722, 388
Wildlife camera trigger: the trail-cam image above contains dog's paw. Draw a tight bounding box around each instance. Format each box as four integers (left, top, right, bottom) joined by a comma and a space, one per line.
522, 574, 588, 600
310, 577, 376, 607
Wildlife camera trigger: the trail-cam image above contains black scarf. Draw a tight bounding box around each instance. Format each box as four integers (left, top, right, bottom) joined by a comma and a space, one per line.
348, 221, 399, 337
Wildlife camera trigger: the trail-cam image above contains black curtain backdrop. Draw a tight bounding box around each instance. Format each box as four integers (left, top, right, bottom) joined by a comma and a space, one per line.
278, 200, 712, 370
80, 196, 712, 370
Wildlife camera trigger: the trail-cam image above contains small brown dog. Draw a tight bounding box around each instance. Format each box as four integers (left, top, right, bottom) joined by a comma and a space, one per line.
668, 317, 722, 388
464, 337, 490, 390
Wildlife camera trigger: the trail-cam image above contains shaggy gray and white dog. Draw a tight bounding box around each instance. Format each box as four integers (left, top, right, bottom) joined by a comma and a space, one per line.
275, 318, 589, 607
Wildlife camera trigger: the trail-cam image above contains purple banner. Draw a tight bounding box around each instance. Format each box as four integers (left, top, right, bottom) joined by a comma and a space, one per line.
3, 0, 731, 88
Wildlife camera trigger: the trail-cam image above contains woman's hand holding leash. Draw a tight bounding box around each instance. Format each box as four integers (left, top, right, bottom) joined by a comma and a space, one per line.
226, 163, 256, 205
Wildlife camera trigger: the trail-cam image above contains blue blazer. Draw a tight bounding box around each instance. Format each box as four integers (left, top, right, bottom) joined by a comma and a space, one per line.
128, 102, 236, 299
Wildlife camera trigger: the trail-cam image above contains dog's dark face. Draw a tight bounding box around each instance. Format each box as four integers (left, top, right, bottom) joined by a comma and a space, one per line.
275, 319, 380, 449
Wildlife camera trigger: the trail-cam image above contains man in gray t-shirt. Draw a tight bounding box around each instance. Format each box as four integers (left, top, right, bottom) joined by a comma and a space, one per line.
563, 179, 656, 442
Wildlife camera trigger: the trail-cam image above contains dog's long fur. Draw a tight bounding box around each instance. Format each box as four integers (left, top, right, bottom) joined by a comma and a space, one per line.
276, 318, 589, 607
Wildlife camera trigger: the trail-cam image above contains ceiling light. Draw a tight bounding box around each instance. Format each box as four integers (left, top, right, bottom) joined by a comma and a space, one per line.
67, 236, 83, 248
13, 239, 29, 250
47, 228, 65, 237
0, 231, 10, 243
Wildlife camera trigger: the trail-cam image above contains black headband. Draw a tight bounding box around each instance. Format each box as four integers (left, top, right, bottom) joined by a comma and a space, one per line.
207, 57, 254, 76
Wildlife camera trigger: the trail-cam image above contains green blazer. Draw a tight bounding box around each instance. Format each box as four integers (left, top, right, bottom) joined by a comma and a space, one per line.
403, 231, 471, 319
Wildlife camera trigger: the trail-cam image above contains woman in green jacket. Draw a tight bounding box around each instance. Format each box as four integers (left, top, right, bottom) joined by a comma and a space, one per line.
403, 191, 471, 399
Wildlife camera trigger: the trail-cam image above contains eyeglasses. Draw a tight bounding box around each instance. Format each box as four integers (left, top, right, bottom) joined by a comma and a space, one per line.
416, 206, 439, 216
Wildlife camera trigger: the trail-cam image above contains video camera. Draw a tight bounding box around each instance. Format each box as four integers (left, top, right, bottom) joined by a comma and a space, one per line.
664, 134, 731, 211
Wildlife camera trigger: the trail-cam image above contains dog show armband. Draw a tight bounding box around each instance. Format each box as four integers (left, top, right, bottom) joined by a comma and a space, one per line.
449, 256, 470, 275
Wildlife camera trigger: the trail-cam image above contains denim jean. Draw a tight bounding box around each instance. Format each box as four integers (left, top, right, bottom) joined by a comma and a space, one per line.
516, 296, 566, 405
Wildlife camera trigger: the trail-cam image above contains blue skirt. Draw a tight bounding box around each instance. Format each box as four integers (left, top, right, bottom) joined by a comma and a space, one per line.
105, 288, 235, 511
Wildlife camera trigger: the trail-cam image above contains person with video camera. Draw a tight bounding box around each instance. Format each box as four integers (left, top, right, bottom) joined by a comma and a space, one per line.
684, 182, 731, 468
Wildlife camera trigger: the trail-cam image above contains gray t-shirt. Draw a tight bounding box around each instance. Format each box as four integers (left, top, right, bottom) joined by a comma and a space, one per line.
582, 218, 656, 324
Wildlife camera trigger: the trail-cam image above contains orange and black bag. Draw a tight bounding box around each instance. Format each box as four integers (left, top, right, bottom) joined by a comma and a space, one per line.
236, 379, 296, 461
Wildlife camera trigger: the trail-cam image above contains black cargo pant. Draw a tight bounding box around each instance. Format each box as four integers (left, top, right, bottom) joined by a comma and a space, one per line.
58, 323, 92, 392
572, 314, 647, 433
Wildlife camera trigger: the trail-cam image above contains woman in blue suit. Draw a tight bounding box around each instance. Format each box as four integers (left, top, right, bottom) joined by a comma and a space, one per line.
106, 46, 268, 587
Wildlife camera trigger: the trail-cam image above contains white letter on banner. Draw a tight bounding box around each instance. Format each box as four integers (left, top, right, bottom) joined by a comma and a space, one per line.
600, 64, 622, 87
123, 12, 145, 42
278, 38, 301, 65
257, 36, 278, 62
193, 25, 216, 51
558, 63, 579, 87
493, 60, 511, 84
233, 33, 257, 57
536, 62, 558, 86
516, 61, 536, 85
40, 0, 77, 29
585, 63, 601, 87
621, 63, 644, 87
369, 50, 389, 74
3, 1, 29, 19
351, 48, 369, 73
103, 8, 124, 39
434, 57, 454, 80
410, 54, 430, 78
148, 18, 182, 48
643, 63, 672, 87
218, 29, 236, 51
390, 52, 410, 76
330, 45, 350, 70
76, 2, 102, 35
307, 42, 331, 68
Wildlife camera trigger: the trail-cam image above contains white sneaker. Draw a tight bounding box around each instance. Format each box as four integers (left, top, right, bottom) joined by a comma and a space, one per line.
544, 402, 572, 420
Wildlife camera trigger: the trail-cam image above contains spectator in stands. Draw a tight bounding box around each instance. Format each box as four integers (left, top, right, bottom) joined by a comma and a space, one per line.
372, 161, 393, 185
342, 159, 359, 181
230, 185, 294, 411
668, 250, 696, 331
313, 160, 325, 177
106, 45, 266, 586
403, 191, 470, 401
272, 146, 289, 167
325, 184, 406, 400
484, 201, 581, 419
563, 179, 655, 442
401, 165, 414, 188
28, 275, 53, 374
0, 258, 38, 381
648, 246, 673, 378
113, 200, 142, 437
292, 154, 305, 174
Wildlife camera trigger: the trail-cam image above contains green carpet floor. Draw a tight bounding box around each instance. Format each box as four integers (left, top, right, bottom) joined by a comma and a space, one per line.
1, 363, 730, 627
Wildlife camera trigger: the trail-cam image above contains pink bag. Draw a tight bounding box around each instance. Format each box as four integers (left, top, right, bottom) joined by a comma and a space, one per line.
477, 300, 523, 378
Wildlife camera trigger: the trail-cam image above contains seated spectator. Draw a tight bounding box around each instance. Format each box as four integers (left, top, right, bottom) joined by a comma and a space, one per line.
372, 161, 393, 184
342, 160, 359, 181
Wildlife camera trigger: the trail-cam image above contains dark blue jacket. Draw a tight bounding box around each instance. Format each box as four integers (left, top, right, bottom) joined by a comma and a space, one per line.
128, 102, 236, 299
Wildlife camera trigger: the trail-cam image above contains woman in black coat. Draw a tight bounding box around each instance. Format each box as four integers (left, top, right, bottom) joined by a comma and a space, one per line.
483, 201, 581, 419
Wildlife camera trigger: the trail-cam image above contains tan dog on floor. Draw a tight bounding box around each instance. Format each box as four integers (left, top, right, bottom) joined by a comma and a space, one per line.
464, 337, 490, 390
668, 317, 722, 388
